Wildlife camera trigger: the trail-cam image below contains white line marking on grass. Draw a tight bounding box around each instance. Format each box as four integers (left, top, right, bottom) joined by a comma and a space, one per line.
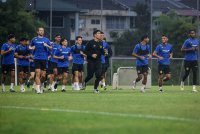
0, 106, 199, 123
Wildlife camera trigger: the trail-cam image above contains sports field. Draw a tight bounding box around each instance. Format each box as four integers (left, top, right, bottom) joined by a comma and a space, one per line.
0, 86, 200, 134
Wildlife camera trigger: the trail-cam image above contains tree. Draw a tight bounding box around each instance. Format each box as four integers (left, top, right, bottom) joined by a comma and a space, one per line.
0, 0, 45, 45
112, 2, 150, 56
153, 10, 198, 58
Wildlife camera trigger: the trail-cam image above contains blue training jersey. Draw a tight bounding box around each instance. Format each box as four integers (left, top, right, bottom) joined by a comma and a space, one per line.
1, 43, 16, 65
101, 41, 109, 64
50, 43, 60, 63
182, 38, 199, 61
30, 36, 51, 60
154, 43, 173, 65
54, 46, 71, 67
133, 43, 150, 66
15, 44, 31, 66
71, 44, 85, 64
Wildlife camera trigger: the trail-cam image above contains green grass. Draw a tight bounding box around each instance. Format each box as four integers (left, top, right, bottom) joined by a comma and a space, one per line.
0, 86, 200, 134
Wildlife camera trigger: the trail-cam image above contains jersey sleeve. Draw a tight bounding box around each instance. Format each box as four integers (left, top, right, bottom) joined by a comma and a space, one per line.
1, 44, 7, 51
154, 45, 160, 53
133, 45, 138, 54
30, 39, 35, 46
147, 45, 150, 54
182, 40, 189, 48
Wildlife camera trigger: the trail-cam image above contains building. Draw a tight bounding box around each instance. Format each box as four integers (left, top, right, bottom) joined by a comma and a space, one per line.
26, 0, 137, 42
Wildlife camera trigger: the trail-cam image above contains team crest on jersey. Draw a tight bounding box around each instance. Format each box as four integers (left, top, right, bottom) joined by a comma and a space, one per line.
160, 71, 163, 74
100, 45, 102, 49
93, 45, 96, 47
60, 48, 62, 51
186, 67, 189, 70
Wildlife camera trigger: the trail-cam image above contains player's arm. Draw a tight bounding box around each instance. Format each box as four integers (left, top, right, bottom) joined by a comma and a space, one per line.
85, 41, 96, 58
153, 45, 163, 60
14, 51, 24, 59
1, 45, 13, 56
1, 49, 12, 56
53, 49, 64, 59
132, 45, 145, 60
181, 41, 196, 52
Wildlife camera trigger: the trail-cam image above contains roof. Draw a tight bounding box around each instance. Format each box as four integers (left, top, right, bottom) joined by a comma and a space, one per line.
67, 0, 127, 10
179, 0, 200, 10
26, 0, 128, 12
26, 0, 80, 12
175, 9, 200, 16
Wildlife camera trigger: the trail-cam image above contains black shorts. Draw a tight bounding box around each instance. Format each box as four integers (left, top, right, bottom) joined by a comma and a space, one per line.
136, 65, 148, 74
72, 63, 84, 73
158, 64, 171, 75
48, 61, 57, 74
1, 64, 15, 74
101, 63, 109, 74
18, 65, 29, 74
34, 59, 47, 71
58, 67, 69, 75
184, 60, 198, 71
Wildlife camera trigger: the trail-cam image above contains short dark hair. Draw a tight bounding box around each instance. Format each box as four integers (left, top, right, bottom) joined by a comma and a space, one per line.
76, 36, 82, 40
141, 35, 148, 41
93, 30, 101, 36
7, 34, 15, 40
60, 38, 67, 45
189, 30, 195, 34
37, 27, 44, 31
162, 34, 168, 38
20, 38, 28, 42
100, 31, 104, 34
55, 34, 61, 38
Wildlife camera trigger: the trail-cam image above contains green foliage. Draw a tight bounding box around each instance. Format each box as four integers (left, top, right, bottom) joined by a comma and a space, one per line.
0, 0, 45, 44
153, 10, 198, 57
112, 2, 150, 56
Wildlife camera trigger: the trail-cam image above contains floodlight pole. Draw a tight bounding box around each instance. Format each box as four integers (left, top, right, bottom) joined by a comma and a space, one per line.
100, 0, 103, 31
50, 0, 52, 40
197, 0, 200, 85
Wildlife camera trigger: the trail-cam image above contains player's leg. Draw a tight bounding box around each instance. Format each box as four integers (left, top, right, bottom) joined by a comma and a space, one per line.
133, 66, 143, 89
181, 61, 190, 90
84, 62, 95, 89
34, 60, 42, 94
73, 70, 80, 90
1, 65, 7, 92
18, 66, 25, 92
94, 61, 102, 93
10, 64, 15, 92
61, 68, 68, 92
191, 61, 198, 92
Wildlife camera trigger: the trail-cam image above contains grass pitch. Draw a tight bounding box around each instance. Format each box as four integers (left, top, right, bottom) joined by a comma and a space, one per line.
0, 86, 200, 134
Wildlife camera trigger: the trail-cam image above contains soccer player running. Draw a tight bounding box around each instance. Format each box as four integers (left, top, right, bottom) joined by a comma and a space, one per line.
30, 27, 52, 94
53, 38, 72, 92
48, 34, 61, 91
71, 36, 86, 90
132, 35, 151, 93
15, 38, 31, 92
180, 30, 199, 92
153, 35, 173, 92
99, 31, 111, 90
1, 34, 16, 92
83, 30, 105, 93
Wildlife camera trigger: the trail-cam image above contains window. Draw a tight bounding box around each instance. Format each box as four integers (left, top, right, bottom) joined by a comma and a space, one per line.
91, 19, 100, 25
130, 17, 135, 29
52, 16, 64, 27
70, 19, 75, 30
106, 16, 126, 29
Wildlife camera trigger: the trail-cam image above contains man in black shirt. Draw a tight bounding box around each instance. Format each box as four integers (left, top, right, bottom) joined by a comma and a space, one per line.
83, 30, 105, 93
